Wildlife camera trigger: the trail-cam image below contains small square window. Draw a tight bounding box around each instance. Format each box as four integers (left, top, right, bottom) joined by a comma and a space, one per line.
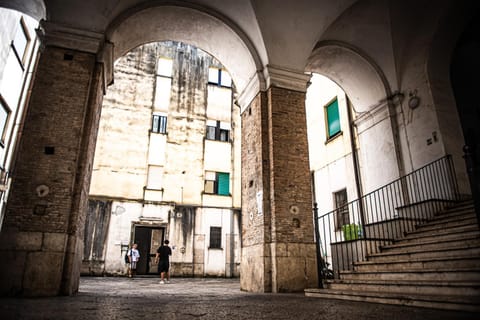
152, 114, 167, 134
204, 171, 230, 195
205, 120, 230, 142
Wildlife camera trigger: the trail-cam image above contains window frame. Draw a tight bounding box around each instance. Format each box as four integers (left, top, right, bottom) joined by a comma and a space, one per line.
152, 114, 167, 134
0, 96, 12, 147
11, 17, 30, 68
333, 189, 350, 231
209, 226, 222, 249
204, 171, 230, 196
205, 120, 230, 142
324, 97, 341, 140
208, 67, 232, 88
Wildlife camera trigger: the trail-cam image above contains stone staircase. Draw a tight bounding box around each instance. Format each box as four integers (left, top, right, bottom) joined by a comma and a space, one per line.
305, 200, 480, 312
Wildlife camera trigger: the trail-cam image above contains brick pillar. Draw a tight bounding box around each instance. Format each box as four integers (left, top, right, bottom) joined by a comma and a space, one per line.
240, 68, 317, 292
0, 44, 104, 296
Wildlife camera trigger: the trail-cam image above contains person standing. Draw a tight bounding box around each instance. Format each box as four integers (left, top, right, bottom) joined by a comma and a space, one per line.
155, 239, 172, 284
127, 243, 140, 278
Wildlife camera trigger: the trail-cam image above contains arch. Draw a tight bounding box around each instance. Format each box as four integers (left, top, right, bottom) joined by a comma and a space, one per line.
0, 0, 46, 20
106, 3, 264, 104
305, 40, 391, 114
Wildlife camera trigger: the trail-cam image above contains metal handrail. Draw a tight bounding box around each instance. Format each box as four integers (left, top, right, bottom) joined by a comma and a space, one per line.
314, 155, 460, 283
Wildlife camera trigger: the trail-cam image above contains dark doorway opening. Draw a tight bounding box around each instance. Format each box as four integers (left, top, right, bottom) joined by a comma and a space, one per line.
133, 226, 165, 275
450, 15, 480, 224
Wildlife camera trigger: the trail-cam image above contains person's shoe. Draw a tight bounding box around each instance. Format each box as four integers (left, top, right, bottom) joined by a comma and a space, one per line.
165, 280, 170, 284
159, 280, 165, 284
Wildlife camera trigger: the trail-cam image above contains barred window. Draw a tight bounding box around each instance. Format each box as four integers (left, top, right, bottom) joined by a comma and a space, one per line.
209, 227, 222, 249
152, 114, 167, 134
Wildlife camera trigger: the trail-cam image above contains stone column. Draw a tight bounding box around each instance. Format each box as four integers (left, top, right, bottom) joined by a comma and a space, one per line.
0, 22, 108, 296
240, 66, 317, 292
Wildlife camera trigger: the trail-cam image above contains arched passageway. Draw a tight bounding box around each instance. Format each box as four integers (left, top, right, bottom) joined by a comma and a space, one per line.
0, 0, 477, 300
0, 1, 317, 296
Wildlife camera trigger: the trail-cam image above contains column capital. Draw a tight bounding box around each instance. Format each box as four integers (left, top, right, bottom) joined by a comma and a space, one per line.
38, 21, 104, 54
264, 64, 311, 93
236, 65, 312, 113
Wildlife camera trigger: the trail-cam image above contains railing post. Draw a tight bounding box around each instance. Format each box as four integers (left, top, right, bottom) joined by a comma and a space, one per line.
313, 202, 324, 288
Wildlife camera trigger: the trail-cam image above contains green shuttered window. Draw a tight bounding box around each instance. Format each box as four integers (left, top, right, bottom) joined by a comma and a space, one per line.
205, 171, 230, 196
326, 98, 341, 138
217, 172, 230, 195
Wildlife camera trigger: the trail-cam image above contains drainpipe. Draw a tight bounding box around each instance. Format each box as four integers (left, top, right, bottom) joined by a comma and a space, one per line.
346, 97, 366, 236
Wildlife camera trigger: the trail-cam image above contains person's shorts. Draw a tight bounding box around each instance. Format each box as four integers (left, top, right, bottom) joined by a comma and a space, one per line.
158, 261, 169, 273
130, 261, 137, 269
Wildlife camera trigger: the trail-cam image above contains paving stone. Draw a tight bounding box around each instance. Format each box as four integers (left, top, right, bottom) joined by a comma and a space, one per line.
0, 277, 478, 320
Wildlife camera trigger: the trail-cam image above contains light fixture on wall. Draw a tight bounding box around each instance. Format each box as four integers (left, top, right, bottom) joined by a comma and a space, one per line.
408, 89, 420, 109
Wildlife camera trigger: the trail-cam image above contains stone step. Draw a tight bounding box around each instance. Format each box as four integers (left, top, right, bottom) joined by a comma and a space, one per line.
397, 228, 479, 245
404, 222, 478, 238
323, 279, 480, 296
339, 268, 480, 282
304, 288, 480, 312
367, 245, 480, 262
442, 200, 474, 213
417, 211, 478, 228
353, 256, 480, 272
432, 206, 475, 220
413, 216, 478, 233
379, 234, 480, 253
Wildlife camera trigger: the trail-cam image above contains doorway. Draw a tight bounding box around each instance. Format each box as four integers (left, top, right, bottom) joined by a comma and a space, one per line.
133, 226, 165, 275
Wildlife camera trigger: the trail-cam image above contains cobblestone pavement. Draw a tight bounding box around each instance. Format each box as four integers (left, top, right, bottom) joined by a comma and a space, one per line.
0, 277, 479, 320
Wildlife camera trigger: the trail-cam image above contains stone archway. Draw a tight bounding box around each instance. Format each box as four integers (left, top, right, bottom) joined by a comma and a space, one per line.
0, 2, 269, 296
305, 41, 404, 192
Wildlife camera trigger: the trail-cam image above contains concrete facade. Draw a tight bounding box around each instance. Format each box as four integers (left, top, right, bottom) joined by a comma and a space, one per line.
84, 42, 241, 278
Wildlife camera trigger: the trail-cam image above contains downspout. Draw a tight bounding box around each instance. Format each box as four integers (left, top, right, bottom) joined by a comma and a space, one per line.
346, 97, 366, 235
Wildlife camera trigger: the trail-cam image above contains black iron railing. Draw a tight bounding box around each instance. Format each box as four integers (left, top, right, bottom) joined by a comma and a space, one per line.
314, 155, 460, 286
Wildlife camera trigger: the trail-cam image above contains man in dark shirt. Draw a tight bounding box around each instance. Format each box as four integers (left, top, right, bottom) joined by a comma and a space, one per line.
155, 239, 172, 284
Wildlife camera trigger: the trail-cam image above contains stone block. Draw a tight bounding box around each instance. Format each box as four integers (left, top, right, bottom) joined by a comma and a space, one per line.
23, 251, 64, 296
0, 230, 43, 251
0, 251, 27, 296
43, 232, 67, 252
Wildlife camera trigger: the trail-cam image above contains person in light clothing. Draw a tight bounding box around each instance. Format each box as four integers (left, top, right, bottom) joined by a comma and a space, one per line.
127, 243, 140, 278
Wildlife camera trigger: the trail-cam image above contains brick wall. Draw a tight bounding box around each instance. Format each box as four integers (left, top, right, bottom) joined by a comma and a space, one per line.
0, 46, 103, 296
240, 86, 317, 292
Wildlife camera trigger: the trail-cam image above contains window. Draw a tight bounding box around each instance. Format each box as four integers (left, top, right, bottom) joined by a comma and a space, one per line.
157, 58, 173, 77
11, 18, 30, 67
325, 98, 341, 139
208, 67, 232, 87
0, 97, 11, 146
206, 120, 230, 142
209, 227, 222, 249
152, 114, 167, 134
334, 189, 349, 230
205, 171, 230, 196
